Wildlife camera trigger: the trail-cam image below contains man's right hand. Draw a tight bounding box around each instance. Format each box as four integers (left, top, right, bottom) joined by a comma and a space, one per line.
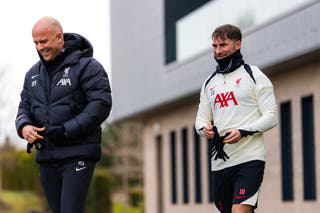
21, 125, 45, 144
203, 124, 214, 139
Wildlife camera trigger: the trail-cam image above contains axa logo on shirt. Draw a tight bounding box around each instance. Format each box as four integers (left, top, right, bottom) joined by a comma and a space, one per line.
213, 91, 238, 108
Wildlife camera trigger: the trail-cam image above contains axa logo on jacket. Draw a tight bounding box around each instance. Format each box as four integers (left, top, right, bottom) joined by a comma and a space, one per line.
56, 78, 71, 86
57, 66, 72, 86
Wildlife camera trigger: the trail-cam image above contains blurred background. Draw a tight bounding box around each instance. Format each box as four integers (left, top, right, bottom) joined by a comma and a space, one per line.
1, 0, 320, 212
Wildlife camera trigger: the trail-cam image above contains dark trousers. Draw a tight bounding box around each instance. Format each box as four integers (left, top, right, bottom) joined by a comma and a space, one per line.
39, 159, 96, 213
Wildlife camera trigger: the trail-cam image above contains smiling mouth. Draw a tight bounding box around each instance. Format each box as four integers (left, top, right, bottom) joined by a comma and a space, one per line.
41, 50, 49, 55
41, 51, 51, 58
215, 55, 226, 59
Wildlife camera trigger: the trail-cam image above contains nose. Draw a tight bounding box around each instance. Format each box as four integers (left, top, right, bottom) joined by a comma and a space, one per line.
36, 43, 43, 51
214, 46, 222, 55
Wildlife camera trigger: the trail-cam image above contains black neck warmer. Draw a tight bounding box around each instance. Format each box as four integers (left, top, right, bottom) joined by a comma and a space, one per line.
42, 49, 68, 79
214, 49, 244, 73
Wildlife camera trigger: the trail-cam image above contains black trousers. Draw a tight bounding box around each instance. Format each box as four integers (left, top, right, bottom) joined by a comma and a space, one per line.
39, 159, 96, 213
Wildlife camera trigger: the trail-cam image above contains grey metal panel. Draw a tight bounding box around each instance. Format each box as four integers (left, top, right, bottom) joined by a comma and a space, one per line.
110, 0, 320, 121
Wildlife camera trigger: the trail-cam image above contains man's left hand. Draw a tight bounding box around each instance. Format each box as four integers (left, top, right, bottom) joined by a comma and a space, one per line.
223, 128, 241, 144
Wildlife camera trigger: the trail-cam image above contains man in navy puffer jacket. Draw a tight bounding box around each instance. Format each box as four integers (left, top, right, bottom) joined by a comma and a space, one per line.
15, 16, 112, 213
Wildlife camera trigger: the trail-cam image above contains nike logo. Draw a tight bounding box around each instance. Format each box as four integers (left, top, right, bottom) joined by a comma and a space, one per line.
76, 167, 86, 172
31, 74, 38, 79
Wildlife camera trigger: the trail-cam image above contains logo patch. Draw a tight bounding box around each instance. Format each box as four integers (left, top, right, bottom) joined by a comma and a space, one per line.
235, 78, 241, 87
32, 80, 37, 87
209, 86, 216, 96
31, 74, 38, 79
57, 67, 71, 86
76, 161, 86, 172
235, 188, 247, 199
239, 188, 246, 195
63, 67, 70, 77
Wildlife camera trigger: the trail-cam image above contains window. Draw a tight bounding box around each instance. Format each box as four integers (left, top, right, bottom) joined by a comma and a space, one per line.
164, 0, 210, 64
182, 127, 189, 203
207, 139, 215, 202
280, 101, 294, 201
176, 0, 314, 61
156, 135, 164, 213
194, 127, 202, 203
170, 131, 177, 203
301, 95, 316, 200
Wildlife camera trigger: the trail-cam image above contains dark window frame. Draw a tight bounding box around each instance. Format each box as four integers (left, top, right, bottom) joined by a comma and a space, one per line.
164, 0, 210, 64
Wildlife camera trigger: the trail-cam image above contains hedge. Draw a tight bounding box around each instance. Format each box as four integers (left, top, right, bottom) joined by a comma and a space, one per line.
85, 168, 113, 213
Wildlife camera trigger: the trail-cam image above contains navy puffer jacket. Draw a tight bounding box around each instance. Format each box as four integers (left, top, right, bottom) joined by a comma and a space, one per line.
15, 33, 112, 163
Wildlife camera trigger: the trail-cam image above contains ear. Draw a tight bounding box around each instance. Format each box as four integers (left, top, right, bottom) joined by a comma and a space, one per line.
56, 32, 63, 43
235, 40, 241, 50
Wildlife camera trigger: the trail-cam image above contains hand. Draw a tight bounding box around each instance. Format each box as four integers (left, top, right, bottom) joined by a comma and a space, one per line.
223, 128, 241, 144
203, 124, 214, 139
21, 125, 45, 144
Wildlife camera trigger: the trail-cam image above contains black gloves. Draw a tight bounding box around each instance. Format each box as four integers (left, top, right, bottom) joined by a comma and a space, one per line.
208, 126, 230, 161
45, 125, 67, 141
26, 140, 45, 154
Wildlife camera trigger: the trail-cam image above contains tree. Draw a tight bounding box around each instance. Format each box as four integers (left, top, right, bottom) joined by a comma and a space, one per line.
0, 65, 5, 143
0, 136, 15, 210
101, 121, 144, 212
0, 65, 7, 206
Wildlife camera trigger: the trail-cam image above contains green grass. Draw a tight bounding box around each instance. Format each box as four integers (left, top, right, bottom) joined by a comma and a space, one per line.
0, 191, 142, 213
0, 190, 45, 213
112, 202, 142, 213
